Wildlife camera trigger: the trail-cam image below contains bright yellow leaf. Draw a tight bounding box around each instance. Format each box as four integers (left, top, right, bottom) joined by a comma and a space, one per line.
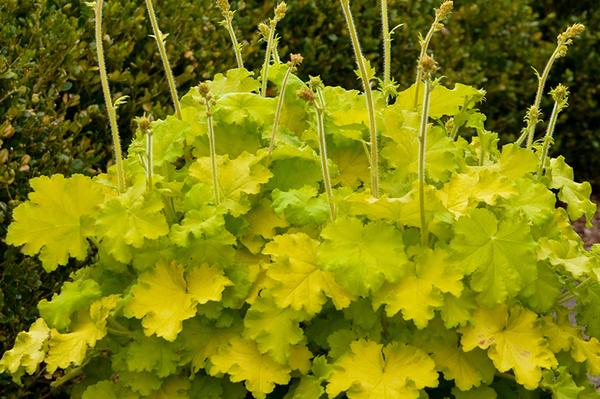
460, 305, 557, 389
209, 337, 291, 399
187, 264, 232, 304
0, 318, 50, 381
327, 339, 438, 399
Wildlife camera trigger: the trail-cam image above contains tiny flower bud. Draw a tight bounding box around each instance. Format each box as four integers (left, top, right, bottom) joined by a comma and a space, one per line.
308, 75, 324, 90
297, 86, 316, 103
289, 53, 304, 66
258, 22, 270, 39
197, 82, 212, 101
558, 23, 585, 43
274, 2, 287, 22
136, 115, 153, 132
526, 105, 541, 122
550, 84, 569, 108
216, 0, 230, 13
419, 55, 439, 76
435, 1, 453, 20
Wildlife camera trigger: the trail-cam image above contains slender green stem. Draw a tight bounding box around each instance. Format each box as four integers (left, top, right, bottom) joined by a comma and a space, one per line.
340, 0, 380, 197
161, 163, 177, 224
381, 0, 391, 102
272, 37, 282, 64
413, 25, 437, 109
94, 0, 126, 193
144, 0, 182, 119
537, 101, 560, 177
206, 102, 220, 205
50, 366, 84, 388
145, 129, 154, 191
268, 65, 293, 154
315, 88, 336, 220
417, 78, 432, 247
261, 24, 277, 97
222, 13, 244, 68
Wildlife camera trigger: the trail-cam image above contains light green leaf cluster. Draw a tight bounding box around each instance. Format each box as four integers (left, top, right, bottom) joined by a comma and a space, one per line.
3, 61, 600, 399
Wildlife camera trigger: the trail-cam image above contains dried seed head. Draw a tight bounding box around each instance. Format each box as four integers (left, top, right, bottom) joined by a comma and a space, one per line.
297, 86, 316, 103
550, 84, 569, 108
436, 1, 453, 20
419, 54, 439, 76
274, 2, 287, 23
308, 75, 324, 90
289, 53, 304, 66
197, 82, 213, 103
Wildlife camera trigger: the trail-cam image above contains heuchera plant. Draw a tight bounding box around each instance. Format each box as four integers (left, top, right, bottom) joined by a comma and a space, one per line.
2, 1, 600, 398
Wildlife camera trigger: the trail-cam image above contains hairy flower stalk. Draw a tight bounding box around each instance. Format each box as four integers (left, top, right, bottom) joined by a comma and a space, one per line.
198, 83, 220, 204
144, 0, 182, 119
538, 84, 569, 177
261, 2, 287, 97
518, 23, 584, 149
269, 54, 303, 154
381, 0, 391, 100
216, 0, 244, 69
417, 55, 437, 247
94, 0, 126, 192
340, 0, 380, 197
299, 80, 336, 220
413, 0, 453, 108
137, 116, 154, 191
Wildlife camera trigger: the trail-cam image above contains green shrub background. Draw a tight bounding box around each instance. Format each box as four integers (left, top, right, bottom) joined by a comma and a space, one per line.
0, 0, 598, 396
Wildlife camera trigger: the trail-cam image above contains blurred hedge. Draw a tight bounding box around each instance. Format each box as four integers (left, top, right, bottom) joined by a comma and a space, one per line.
0, 0, 599, 396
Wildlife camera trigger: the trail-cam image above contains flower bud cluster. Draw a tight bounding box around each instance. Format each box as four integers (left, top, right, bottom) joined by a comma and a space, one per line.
434, 1, 453, 31
550, 84, 569, 109
556, 23, 585, 57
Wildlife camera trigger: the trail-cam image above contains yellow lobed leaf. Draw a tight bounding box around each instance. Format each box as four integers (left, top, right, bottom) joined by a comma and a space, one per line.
327, 339, 438, 399
460, 305, 557, 389
46, 295, 119, 373
124, 261, 230, 341
264, 233, 354, 315
209, 337, 291, 399
0, 318, 50, 378
6, 174, 106, 271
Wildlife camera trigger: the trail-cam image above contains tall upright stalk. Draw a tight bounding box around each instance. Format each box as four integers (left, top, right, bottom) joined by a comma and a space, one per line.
538, 84, 569, 178
413, 1, 453, 109
517, 23, 584, 149
340, 0, 379, 197
144, 0, 182, 119
417, 56, 437, 247
269, 54, 303, 154
299, 81, 336, 221
381, 0, 391, 99
198, 83, 220, 204
216, 0, 244, 69
261, 3, 287, 97
94, 0, 126, 193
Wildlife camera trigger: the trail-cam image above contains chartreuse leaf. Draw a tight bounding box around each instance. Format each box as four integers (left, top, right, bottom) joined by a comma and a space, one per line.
520, 262, 561, 313
123, 334, 181, 378
319, 218, 408, 296
189, 152, 272, 216
416, 321, 494, 391
179, 317, 242, 373
169, 207, 226, 247
190, 375, 246, 399
266, 144, 324, 191
0, 318, 50, 382
272, 186, 330, 226
81, 381, 137, 399
243, 296, 306, 364
326, 339, 438, 399
215, 93, 276, 126
38, 279, 102, 331
146, 376, 191, 399
209, 337, 291, 398
46, 295, 119, 373
124, 261, 231, 341
264, 233, 354, 315
6, 174, 106, 271
374, 248, 463, 328
460, 305, 557, 389
538, 237, 591, 277
548, 156, 596, 225
207, 68, 260, 96
541, 367, 585, 399
395, 82, 485, 118
240, 199, 288, 253
544, 310, 600, 375
96, 190, 169, 261
451, 208, 537, 305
